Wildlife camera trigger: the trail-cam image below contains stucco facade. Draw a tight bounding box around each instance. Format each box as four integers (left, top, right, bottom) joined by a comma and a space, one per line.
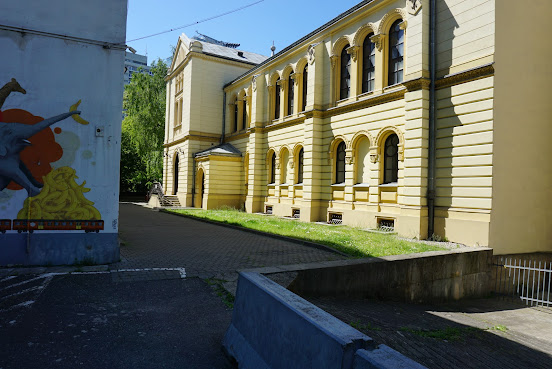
163, 0, 552, 255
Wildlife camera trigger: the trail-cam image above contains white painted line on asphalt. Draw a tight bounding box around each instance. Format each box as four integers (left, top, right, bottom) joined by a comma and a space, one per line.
0, 276, 18, 283
0, 274, 52, 291
0, 300, 35, 313
0, 285, 45, 301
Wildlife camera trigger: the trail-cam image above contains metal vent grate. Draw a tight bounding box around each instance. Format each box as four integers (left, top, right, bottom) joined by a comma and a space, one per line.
377, 218, 395, 232
292, 209, 300, 218
328, 213, 342, 224
265, 206, 273, 215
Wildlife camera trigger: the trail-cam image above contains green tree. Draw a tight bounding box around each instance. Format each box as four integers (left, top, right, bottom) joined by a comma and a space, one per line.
121, 58, 168, 192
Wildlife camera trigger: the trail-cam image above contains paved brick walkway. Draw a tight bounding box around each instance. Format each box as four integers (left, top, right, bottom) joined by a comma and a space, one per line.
115, 203, 345, 283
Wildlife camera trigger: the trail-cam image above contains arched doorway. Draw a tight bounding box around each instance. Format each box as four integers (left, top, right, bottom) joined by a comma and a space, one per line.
173, 155, 179, 195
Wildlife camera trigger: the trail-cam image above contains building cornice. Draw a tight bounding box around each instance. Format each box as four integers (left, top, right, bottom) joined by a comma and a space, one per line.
164, 132, 220, 148
436, 63, 495, 90
166, 51, 259, 80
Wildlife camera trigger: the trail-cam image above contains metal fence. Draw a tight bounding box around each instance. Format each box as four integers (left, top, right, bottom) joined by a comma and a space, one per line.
493, 257, 552, 307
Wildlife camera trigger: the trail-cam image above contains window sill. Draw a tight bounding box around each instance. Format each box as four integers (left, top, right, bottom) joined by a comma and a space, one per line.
383, 83, 404, 92
356, 91, 374, 100
353, 183, 370, 188
379, 182, 398, 188
331, 183, 345, 187
294, 183, 303, 187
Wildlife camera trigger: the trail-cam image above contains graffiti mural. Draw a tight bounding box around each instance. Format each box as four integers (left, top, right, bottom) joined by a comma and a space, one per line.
0, 78, 103, 234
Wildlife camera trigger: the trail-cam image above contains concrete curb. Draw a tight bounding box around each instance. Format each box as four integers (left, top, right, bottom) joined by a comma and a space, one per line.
159, 209, 350, 257
223, 271, 427, 369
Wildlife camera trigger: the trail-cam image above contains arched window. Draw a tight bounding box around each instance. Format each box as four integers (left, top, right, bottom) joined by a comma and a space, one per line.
388, 20, 404, 86
233, 102, 238, 132
362, 34, 375, 93
287, 75, 294, 116
270, 152, 276, 184
297, 148, 304, 184
383, 134, 399, 184
280, 150, 289, 184
335, 141, 346, 184
356, 137, 370, 184
173, 154, 179, 195
340, 46, 351, 100
274, 78, 281, 120
302, 64, 308, 111
242, 99, 247, 130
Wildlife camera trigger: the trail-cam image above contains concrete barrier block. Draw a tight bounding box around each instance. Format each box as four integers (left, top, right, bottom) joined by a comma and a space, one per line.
223, 271, 373, 369
353, 346, 427, 369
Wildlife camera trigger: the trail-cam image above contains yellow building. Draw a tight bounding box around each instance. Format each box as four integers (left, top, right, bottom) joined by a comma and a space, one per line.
163, 0, 552, 255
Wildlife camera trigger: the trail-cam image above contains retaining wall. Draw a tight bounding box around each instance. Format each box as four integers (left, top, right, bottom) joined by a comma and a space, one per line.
282, 247, 493, 303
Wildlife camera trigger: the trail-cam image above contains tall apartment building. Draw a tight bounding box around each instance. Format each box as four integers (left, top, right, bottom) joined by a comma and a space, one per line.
162, 0, 552, 255
124, 51, 150, 85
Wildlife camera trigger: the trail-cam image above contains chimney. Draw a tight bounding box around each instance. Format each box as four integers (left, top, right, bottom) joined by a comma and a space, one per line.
270, 41, 276, 57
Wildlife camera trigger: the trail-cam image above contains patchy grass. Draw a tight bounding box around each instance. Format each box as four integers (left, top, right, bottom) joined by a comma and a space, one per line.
168, 208, 445, 258
400, 326, 483, 341
205, 278, 235, 309
490, 324, 508, 332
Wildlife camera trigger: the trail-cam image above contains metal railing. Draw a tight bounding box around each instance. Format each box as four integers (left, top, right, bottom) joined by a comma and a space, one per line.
493, 257, 552, 307
147, 182, 165, 204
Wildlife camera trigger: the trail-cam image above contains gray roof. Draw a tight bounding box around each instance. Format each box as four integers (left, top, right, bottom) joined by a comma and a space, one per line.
194, 143, 242, 158
181, 33, 267, 66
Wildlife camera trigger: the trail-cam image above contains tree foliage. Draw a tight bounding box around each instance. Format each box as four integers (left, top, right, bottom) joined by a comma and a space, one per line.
121, 59, 168, 193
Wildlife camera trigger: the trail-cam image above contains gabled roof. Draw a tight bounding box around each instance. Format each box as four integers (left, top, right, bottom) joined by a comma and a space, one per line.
194, 143, 242, 158
169, 33, 268, 74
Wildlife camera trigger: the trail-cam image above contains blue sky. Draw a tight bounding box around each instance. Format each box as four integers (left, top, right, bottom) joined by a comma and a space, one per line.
126, 0, 362, 64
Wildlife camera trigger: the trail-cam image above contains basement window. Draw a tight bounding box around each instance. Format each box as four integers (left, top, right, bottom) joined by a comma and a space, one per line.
377, 218, 395, 232
328, 213, 343, 225
265, 205, 273, 215
292, 209, 300, 218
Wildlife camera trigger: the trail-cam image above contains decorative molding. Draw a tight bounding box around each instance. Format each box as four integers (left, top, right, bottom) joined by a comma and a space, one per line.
399, 21, 408, 31
377, 8, 408, 35
292, 72, 301, 85
330, 55, 339, 70
407, 0, 422, 15
252, 74, 260, 91
403, 77, 431, 91
370, 34, 385, 51
436, 63, 495, 90
164, 133, 220, 148
370, 153, 379, 164
352, 23, 377, 47
307, 42, 321, 65
346, 46, 360, 62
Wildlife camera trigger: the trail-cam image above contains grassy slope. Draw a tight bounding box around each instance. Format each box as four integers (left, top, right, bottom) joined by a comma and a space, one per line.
168, 208, 444, 258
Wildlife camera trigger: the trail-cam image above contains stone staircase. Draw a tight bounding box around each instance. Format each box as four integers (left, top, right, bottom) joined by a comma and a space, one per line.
160, 195, 181, 207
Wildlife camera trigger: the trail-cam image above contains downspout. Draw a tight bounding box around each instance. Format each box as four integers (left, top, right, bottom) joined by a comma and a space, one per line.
221, 92, 226, 144
427, 0, 437, 238
192, 155, 196, 208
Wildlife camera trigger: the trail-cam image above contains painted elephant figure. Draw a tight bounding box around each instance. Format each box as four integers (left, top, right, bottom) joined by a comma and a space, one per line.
0, 111, 81, 196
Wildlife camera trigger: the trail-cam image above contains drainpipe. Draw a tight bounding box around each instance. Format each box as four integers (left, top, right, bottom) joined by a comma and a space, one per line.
427, 0, 437, 238
221, 92, 226, 144
191, 155, 196, 208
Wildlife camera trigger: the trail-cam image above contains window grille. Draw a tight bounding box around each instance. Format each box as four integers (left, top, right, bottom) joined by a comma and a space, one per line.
265, 206, 273, 214
292, 209, 300, 218
377, 218, 395, 231
329, 213, 343, 224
